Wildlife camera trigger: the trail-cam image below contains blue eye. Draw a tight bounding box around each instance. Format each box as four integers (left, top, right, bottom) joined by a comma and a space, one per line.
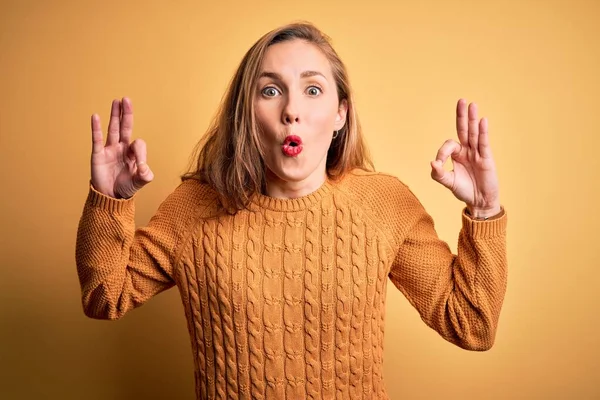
262, 87, 280, 97
307, 86, 322, 96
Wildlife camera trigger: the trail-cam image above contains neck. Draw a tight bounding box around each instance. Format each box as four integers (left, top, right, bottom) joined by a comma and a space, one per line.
264, 168, 327, 199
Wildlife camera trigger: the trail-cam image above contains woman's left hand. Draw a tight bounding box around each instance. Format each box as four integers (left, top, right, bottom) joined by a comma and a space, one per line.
430, 99, 501, 219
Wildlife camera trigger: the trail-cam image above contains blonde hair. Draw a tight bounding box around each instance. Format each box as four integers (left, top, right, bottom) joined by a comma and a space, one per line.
181, 22, 373, 212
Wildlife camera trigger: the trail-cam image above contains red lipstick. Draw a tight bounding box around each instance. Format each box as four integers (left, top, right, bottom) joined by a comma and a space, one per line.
282, 135, 303, 157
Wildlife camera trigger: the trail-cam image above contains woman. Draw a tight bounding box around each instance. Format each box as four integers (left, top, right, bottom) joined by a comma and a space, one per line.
76, 22, 507, 399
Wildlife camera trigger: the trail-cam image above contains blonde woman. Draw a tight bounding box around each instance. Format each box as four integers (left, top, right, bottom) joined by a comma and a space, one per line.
76, 22, 507, 399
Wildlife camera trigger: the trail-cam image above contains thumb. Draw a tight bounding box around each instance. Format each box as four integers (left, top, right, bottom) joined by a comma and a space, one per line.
430, 160, 454, 189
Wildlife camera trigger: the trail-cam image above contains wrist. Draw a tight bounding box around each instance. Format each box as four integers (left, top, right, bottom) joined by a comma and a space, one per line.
466, 204, 502, 220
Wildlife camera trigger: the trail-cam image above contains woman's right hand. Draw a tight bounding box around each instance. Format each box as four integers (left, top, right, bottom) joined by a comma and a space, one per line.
90, 97, 154, 199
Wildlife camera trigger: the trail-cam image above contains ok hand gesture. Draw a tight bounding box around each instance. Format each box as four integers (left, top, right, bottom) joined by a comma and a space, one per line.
430, 99, 501, 218
90, 97, 153, 199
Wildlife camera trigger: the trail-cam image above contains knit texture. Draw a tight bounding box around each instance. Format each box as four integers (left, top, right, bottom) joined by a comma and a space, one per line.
75, 169, 508, 399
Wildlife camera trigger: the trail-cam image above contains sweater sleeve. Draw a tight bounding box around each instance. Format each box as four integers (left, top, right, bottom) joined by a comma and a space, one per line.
387, 181, 508, 351
75, 182, 192, 320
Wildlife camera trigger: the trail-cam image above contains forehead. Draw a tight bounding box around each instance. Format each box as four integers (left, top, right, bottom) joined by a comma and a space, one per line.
261, 39, 332, 77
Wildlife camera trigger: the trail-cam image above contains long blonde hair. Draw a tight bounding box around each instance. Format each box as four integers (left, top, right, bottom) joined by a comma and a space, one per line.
181, 22, 373, 212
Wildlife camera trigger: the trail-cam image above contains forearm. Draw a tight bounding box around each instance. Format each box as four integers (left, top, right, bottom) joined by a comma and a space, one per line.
444, 219, 508, 350
75, 186, 174, 320
75, 188, 138, 319
390, 208, 508, 351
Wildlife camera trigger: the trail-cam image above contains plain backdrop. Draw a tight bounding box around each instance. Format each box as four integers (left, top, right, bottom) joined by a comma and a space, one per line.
1, 0, 598, 398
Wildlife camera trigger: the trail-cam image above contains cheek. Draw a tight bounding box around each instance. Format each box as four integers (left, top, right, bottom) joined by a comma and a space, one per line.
255, 103, 268, 124
305, 102, 338, 133
307, 109, 337, 153
255, 103, 279, 136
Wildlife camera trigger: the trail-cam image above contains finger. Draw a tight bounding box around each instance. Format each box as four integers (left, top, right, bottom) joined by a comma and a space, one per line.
468, 102, 479, 151
129, 138, 147, 166
120, 97, 133, 144
130, 139, 153, 185
478, 117, 493, 158
435, 139, 462, 163
456, 98, 468, 146
106, 99, 121, 146
91, 114, 104, 155
430, 160, 454, 189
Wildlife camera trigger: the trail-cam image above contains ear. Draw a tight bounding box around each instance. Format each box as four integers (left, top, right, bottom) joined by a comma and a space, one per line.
335, 99, 348, 131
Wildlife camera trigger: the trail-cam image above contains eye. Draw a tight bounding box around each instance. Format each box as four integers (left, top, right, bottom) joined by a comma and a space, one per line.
307, 86, 322, 96
262, 87, 280, 97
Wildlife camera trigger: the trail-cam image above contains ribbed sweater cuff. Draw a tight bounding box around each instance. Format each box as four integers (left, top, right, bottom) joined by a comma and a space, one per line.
86, 182, 136, 215
461, 206, 507, 239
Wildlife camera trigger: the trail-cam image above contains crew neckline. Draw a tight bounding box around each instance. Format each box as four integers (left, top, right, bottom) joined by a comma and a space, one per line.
249, 179, 334, 212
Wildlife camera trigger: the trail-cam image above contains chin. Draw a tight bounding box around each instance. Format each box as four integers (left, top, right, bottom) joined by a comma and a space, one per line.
270, 164, 311, 183
267, 156, 321, 184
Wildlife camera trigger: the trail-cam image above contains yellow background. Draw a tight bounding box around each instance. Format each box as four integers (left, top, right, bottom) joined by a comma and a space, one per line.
1, 0, 598, 398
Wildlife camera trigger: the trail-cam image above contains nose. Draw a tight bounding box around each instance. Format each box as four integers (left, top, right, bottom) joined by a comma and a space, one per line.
282, 92, 300, 125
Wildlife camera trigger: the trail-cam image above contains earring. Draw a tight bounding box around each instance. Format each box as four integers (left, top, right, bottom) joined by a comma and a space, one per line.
332, 130, 339, 139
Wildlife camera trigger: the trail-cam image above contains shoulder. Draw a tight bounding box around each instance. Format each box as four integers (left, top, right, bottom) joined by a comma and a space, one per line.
334, 168, 429, 242
154, 178, 220, 223
172, 178, 219, 205
337, 168, 417, 207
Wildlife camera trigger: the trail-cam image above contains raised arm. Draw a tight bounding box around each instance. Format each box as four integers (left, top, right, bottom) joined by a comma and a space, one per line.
389, 185, 507, 351
75, 97, 178, 320
390, 98, 508, 350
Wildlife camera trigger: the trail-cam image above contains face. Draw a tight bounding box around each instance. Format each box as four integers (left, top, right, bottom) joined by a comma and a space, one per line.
254, 39, 347, 188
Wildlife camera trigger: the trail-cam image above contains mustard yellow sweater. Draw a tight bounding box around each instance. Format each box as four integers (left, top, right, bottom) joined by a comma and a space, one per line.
75, 169, 507, 400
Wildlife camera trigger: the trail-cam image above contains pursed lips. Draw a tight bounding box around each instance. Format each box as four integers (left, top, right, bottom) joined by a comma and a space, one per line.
282, 135, 303, 156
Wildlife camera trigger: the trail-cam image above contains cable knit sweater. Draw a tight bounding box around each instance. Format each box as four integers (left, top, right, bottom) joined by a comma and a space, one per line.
75, 169, 508, 400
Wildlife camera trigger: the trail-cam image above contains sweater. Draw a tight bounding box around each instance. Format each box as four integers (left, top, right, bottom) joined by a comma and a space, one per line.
75, 169, 508, 400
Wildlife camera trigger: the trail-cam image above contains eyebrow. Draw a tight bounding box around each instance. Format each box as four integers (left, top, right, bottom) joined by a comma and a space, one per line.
258, 70, 327, 80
